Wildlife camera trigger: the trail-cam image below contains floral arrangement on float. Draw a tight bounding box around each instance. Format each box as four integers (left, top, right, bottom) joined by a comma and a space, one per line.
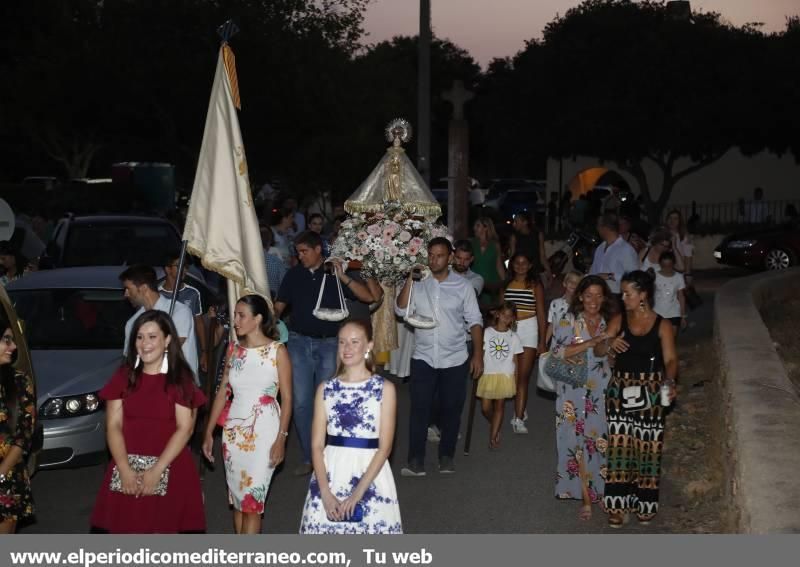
332, 118, 448, 350
331, 204, 448, 285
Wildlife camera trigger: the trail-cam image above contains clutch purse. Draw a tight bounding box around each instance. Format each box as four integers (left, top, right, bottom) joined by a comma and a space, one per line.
332, 503, 364, 523
109, 454, 170, 496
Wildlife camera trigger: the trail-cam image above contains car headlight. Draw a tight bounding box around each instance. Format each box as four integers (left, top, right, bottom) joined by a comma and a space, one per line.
728, 240, 757, 249
40, 393, 103, 419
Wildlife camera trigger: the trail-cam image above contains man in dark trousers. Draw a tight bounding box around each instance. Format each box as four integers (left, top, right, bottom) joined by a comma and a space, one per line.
396, 237, 483, 476
274, 231, 377, 476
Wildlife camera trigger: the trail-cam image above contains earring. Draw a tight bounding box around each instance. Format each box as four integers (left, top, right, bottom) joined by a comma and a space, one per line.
639, 300, 646, 312
134, 355, 141, 368
364, 351, 370, 360
160, 350, 169, 373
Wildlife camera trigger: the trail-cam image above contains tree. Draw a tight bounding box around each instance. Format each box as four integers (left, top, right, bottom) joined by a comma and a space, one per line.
479, 0, 795, 223
0, 0, 372, 192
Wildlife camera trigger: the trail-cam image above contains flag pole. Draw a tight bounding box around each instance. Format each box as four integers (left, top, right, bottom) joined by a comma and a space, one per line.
168, 240, 189, 317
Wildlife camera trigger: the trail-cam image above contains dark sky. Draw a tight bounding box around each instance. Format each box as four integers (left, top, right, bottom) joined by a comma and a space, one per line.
363, 0, 798, 66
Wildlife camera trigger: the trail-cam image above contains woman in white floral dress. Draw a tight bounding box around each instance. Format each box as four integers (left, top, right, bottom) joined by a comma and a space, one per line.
552, 276, 614, 522
203, 295, 292, 534
300, 320, 402, 534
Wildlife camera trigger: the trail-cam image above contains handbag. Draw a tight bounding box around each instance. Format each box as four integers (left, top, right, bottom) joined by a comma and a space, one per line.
620, 385, 652, 413
536, 353, 557, 392
331, 503, 364, 523
405, 277, 438, 329
312, 264, 349, 322
684, 284, 703, 311
109, 454, 170, 496
544, 351, 588, 388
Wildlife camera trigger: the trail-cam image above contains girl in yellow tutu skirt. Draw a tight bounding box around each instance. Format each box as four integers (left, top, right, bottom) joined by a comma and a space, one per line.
476, 302, 524, 449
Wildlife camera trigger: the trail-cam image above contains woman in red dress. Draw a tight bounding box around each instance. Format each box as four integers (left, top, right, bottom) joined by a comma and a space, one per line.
90, 310, 206, 533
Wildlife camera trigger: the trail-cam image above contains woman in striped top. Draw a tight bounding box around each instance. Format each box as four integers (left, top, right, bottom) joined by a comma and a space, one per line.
500, 253, 546, 434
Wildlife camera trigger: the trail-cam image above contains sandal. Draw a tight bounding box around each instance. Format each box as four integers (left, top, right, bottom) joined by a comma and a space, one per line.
578, 504, 592, 521
637, 513, 656, 525
607, 512, 629, 529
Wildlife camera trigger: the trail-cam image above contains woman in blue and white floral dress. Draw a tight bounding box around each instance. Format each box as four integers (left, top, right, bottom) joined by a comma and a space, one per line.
552, 275, 614, 523
300, 320, 402, 534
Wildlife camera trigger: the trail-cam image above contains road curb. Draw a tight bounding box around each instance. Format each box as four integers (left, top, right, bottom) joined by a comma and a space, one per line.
714, 268, 800, 533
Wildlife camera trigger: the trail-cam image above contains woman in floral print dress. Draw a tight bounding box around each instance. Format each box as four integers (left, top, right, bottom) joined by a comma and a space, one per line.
203, 295, 292, 534
300, 320, 402, 534
552, 276, 614, 522
0, 314, 36, 533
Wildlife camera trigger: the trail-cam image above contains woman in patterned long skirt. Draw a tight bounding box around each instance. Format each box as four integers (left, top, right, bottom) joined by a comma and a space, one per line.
552, 275, 614, 522
604, 270, 678, 528
300, 320, 402, 534
203, 295, 293, 534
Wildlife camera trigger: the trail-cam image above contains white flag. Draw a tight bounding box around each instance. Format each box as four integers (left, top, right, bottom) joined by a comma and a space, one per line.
183, 44, 270, 316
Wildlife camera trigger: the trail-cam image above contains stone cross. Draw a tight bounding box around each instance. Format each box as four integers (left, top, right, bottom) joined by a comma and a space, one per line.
442, 80, 474, 121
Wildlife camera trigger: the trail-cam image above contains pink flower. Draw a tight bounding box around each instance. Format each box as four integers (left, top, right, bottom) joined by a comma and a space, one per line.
587, 485, 599, 502
575, 419, 585, 436
408, 245, 420, 256
566, 458, 579, 476
367, 224, 381, 236
357, 231, 369, 241
383, 224, 397, 238
388, 245, 399, 257
375, 249, 385, 262
585, 438, 596, 455
259, 395, 274, 406
410, 237, 423, 248
398, 230, 412, 242
359, 246, 369, 256
584, 398, 595, 414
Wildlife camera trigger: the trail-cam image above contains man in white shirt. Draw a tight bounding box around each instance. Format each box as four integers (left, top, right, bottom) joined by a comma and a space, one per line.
396, 238, 483, 477
120, 265, 198, 384
589, 213, 640, 295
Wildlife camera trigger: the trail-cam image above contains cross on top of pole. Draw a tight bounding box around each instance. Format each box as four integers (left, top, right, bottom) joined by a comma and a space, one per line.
442, 80, 474, 120
217, 19, 240, 43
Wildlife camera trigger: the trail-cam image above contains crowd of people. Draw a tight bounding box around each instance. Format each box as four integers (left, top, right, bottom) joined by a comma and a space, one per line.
0, 192, 699, 534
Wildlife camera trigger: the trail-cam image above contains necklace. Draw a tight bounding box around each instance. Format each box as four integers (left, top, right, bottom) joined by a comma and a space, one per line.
583, 314, 602, 336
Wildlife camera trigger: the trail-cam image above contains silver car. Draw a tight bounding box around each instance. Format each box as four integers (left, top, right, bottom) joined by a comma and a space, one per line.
6, 266, 216, 469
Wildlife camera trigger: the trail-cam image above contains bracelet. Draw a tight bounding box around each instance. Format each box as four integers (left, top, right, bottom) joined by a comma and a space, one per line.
279, 431, 289, 437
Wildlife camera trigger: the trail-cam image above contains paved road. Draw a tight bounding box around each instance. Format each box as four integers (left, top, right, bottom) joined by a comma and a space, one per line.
22, 270, 740, 534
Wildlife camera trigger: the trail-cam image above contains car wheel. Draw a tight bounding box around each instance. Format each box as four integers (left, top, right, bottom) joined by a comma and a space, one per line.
764, 248, 794, 271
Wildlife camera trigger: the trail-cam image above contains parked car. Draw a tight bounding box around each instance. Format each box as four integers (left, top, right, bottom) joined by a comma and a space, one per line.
43, 215, 184, 269
713, 223, 800, 271
6, 266, 217, 469
484, 180, 547, 225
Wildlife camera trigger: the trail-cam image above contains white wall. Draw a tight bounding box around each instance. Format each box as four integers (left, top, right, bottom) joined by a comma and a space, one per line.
547, 148, 800, 208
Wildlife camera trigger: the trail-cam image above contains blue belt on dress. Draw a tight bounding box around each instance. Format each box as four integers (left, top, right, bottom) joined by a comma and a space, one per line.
327, 435, 379, 449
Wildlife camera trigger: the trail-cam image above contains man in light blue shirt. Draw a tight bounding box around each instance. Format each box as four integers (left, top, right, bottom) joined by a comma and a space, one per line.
589, 213, 640, 295
395, 237, 483, 476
